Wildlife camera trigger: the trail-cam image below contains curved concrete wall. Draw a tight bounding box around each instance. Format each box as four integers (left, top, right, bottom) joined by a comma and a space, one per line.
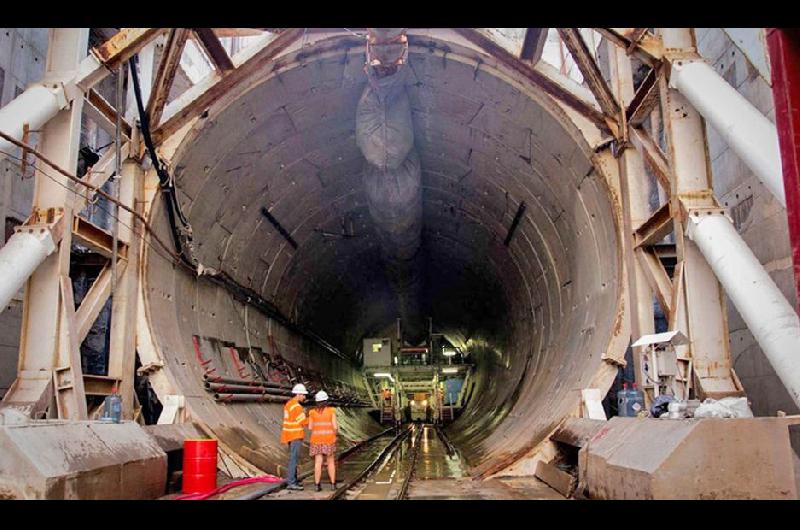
142, 33, 625, 477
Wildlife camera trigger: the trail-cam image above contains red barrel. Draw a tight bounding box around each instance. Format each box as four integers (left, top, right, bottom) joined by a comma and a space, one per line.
183, 439, 218, 494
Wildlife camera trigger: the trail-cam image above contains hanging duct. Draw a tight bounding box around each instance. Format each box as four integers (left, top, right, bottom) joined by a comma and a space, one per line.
356, 28, 425, 342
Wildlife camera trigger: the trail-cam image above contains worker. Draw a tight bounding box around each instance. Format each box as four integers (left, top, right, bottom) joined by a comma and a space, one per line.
281, 383, 309, 491
308, 390, 338, 491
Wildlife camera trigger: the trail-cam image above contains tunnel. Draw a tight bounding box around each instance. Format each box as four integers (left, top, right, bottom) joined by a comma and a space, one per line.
142, 32, 625, 479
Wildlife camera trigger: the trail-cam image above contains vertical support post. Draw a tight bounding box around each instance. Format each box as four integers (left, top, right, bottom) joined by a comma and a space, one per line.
107, 142, 143, 420
657, 28, 740, 399
5, 29, 90, 419
606, 36, 655, 389
766, 28, 800, 311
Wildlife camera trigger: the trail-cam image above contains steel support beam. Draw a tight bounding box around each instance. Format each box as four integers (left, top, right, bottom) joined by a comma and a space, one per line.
669, 57, 785, 207
146, 28, 190, 127
687, 212, 800, 408
766, 28, 800, 309
152, 28, 305, 144
657, 28, 741, 400
559, 29, 621, 123
520, 28, 548, 63
107, 152, 144, 419
2, 29, 91, 419
453, 28, 610, 133
193, 28, 235, 71
595, 28, 663, 66
606, 38, 655, 387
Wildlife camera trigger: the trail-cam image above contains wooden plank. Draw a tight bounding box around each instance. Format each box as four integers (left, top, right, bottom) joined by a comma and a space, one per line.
558, 28, 621, 121
152, 28, 305, 144
520, 28, 548, 63
535, 460, 577, 497
194, 28, 235, 71
551, 418, 606, 448
146, 28, 190, 128
453, 28, 610, 133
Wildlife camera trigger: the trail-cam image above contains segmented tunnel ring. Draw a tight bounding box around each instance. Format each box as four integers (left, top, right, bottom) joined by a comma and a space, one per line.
142, 31, 626, 479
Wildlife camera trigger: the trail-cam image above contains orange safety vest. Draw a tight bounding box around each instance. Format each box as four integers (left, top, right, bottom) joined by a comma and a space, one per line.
280, 397, 307, 444
309, 407, 336, 445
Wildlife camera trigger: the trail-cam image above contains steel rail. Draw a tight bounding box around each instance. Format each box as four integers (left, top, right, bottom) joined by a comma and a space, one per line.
396, 425, 424, 500
236, 426, 398, 500
328, 425, 413, 500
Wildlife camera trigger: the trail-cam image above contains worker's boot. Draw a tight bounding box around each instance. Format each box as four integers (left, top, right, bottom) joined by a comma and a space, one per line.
315, 483, 322, 492
287, 483, 304, 491
330, 481, 336, 491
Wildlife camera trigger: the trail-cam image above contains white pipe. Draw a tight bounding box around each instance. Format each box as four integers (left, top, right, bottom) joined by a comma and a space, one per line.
670, 60, 786, 207
0, 84, 66, 156
686, 213, 800, 408
0, 230, 57, 312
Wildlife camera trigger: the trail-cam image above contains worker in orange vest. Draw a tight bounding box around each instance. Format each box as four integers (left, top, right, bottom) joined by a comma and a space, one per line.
281, 383, 309, 490
309, 390, 338, 491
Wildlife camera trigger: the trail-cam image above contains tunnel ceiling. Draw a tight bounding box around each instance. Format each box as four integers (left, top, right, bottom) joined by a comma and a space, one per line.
170, 34, 604, 356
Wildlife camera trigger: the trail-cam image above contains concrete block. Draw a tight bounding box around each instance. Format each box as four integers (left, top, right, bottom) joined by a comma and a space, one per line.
580, 417, 797, 499
0, 420, 167, 499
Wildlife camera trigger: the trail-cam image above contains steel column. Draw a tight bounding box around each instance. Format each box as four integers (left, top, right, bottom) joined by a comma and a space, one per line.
606, 38, 655, 387
766, 28, 800, 309
686, 213, 800, 408
669, 57, 785, 207
657, 28, 741, 399
2, 29, 90, 419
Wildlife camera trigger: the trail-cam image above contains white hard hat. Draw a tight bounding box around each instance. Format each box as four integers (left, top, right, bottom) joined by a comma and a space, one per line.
315, 390, 329, 402
292, 383, 308, 395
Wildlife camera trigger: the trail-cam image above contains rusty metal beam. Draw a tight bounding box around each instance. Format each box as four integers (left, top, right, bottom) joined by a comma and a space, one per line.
628, 125, 672, 193
626, 65, 661, 125
558, 29, 621, 122
453, 28, 610, 133
146, 28, 190, 128
194, 28, 235, 71
152, 28, 305, 144
212, 28, 265, 38
91, 28, 165, 72
634, 201, 673, 248
74, 261, 127, 344
72, 215, 129, 259
85, 88, 132, 139
520, 28, 548, 63
595, 28, 663, 66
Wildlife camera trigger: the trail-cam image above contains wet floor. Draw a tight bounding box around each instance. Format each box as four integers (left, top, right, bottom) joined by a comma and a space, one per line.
204, 423, 564, 500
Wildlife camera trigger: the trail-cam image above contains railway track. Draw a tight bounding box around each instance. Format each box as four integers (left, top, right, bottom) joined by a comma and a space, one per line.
330, 423, 431, 501
329, 424, 414, 500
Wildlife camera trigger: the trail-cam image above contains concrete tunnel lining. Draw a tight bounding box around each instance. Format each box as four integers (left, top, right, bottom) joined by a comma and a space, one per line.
142, 33, 625, 477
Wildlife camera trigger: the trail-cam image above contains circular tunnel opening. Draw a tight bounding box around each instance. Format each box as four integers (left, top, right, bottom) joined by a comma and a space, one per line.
143, 34, 623, 478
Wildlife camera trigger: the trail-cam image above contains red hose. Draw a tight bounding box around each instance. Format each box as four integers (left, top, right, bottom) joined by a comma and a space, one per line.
175, 475, 283, 500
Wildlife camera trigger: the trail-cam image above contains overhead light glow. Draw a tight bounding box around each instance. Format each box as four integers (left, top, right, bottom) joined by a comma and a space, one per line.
443, 349, 456, 357
374, 372, 392, 377
442, 367, 458, 374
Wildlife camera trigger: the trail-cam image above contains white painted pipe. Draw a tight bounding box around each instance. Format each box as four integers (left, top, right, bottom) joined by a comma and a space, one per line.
670, 60, 786, 207
0, 84, 66, 156
0, 230, 57, 313
686, 213, 800, 408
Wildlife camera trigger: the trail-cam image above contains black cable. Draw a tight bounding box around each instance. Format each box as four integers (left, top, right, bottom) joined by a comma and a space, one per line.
128, 55, 193, 263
